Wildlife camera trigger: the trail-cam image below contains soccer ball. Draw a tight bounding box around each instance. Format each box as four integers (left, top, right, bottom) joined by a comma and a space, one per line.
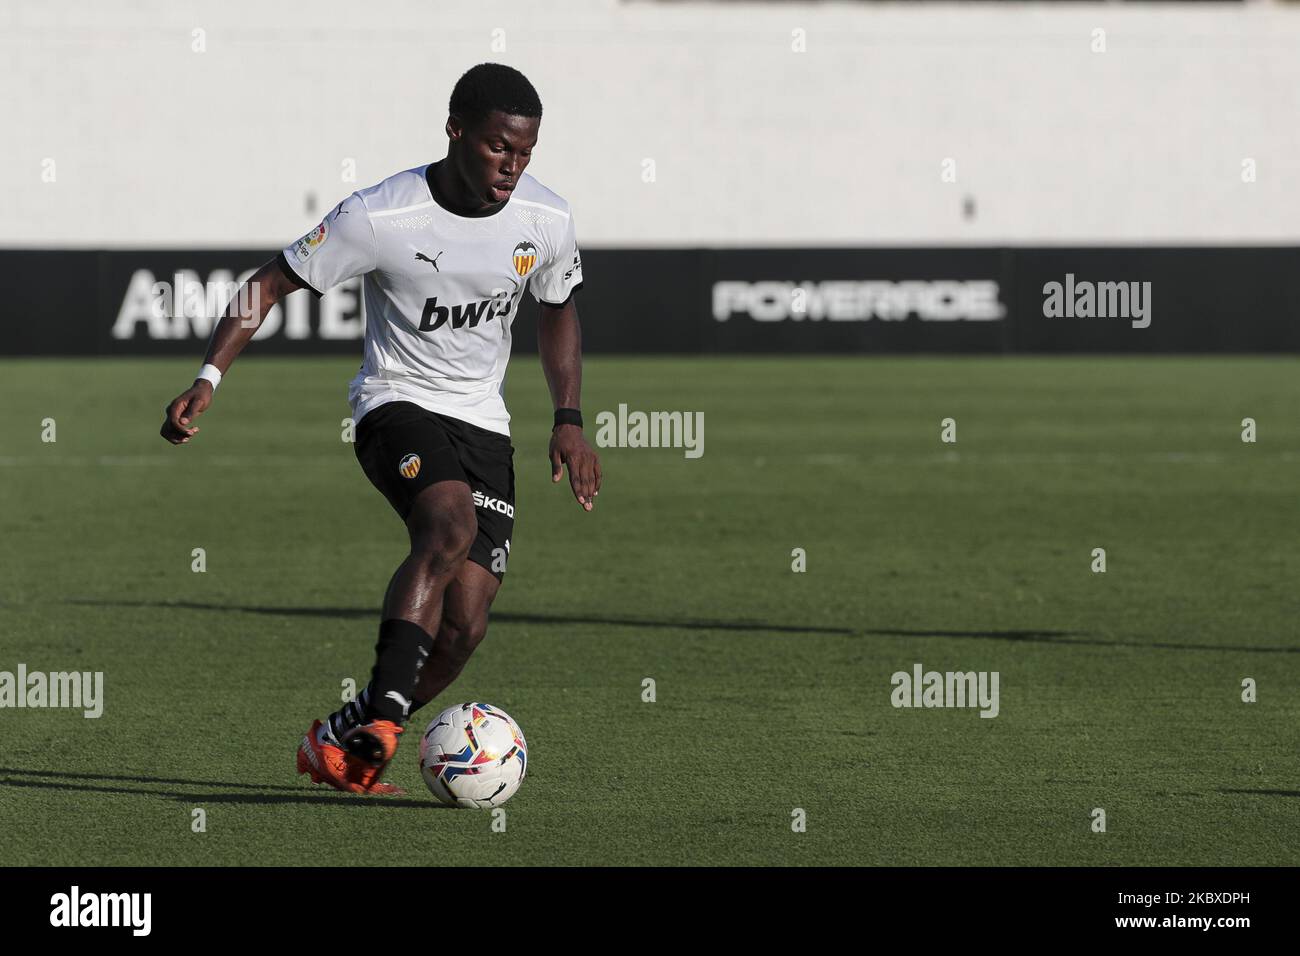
418, 702, 528, 808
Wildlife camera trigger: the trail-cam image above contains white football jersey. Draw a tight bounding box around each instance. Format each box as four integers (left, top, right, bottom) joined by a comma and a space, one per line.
280, 163, 583, 436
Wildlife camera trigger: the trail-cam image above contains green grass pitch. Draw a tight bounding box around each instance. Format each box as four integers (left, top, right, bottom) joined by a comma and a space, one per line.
1, 355, 1296, 866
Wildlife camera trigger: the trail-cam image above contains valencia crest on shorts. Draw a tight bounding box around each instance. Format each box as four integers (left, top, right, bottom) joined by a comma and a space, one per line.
355, 401, 517, 582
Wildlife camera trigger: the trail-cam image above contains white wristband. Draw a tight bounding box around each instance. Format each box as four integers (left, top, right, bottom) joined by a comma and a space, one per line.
196, 364, 223, 390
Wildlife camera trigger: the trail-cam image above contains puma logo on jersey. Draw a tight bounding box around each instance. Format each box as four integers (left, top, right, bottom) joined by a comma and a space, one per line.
418, 295, 509, 332
415, 251, 442, 271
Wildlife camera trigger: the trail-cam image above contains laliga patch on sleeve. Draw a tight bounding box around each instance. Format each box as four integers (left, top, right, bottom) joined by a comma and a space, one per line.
292, 219, 329, 262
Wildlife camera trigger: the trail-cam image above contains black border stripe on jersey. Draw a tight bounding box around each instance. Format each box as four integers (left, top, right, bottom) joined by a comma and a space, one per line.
276, 251, 322, 298
538, 281, 584, 309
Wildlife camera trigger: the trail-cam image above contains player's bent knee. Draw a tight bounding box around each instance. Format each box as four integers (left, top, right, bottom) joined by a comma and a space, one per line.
406, 490, 476, 572
440, 613, 489, 657
412, 526, 474, 573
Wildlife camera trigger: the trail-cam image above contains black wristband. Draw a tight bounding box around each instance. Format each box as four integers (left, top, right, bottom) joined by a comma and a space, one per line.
553, 408, 583, 429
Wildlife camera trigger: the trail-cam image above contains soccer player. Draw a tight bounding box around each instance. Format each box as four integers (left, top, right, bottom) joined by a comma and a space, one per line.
160, 63, 601, 795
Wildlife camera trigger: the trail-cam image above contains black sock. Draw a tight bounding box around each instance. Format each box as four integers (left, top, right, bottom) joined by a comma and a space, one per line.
325, 687, 372, 744
324, 685, 431, 741
324, 660, 436, 743
365, 618, 435, 724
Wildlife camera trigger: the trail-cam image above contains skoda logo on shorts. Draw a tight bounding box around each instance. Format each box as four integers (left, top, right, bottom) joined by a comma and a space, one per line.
398, 453, 421, 479
472, 489, 514, 518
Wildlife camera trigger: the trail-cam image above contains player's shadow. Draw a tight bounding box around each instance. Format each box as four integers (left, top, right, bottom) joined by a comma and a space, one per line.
60, 598, 1298, 652
63, 597, 1087, 639
0, 765, 305, 792
860, 628, 1300, 654
63, 597, 855, 635
0, 766, 442, 808
857, 629, 1294, 658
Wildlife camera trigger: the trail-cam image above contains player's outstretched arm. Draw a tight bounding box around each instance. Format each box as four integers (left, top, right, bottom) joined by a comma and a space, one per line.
539, 297, 602, 511
159, 259, 302, 444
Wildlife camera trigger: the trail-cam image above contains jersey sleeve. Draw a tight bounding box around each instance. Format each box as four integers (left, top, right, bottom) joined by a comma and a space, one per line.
529, 211, 584, 306
278, 193, 376, 296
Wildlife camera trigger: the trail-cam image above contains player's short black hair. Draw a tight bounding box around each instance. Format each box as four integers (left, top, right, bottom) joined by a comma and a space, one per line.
449, 63, 542, 131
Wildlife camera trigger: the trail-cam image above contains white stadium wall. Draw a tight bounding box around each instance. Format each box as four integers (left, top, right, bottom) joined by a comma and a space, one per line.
2, 0, 1300, 249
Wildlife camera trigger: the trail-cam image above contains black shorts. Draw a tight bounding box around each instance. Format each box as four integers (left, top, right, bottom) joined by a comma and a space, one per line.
354, 401, 515, 581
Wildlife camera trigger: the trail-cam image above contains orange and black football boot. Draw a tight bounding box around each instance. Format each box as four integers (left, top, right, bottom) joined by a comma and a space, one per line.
296, 719, 404, 796
340, 719, 404, 793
